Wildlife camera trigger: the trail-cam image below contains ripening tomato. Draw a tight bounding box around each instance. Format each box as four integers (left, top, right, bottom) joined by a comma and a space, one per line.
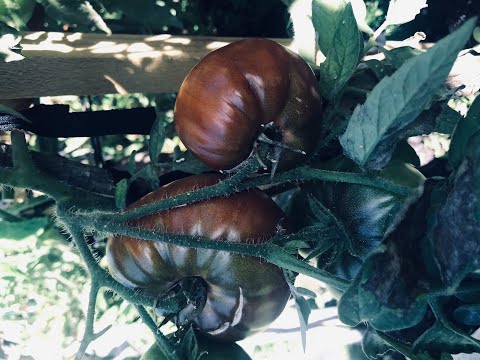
106, 174, 290, 342
289, 157, 426, 282
174, 39, 324, 170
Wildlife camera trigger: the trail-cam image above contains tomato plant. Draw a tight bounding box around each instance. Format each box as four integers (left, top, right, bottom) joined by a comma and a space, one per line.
174, 38, 324, 170
106, 173, 291, 342
1, 1, 479, 360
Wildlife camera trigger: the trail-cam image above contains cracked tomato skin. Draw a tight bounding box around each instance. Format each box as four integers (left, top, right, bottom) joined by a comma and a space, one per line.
174, 38, 324, 170
106, 174, 290, 342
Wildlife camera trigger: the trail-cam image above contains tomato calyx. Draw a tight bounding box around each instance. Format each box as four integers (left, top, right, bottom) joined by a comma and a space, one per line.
155, 277, 208, 327
224, 122, 308, 176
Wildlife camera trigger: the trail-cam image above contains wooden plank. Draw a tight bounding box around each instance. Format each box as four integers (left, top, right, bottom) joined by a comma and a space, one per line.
1, 32, 477, 99
0, 32, 293, 99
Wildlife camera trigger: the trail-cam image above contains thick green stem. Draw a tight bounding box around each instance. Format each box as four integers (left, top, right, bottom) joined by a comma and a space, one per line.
135, 305, 182, 360
80, 165, 413, 225
241, 167, 414, 197
0, 131, 114, 210
61, 207, 349, 291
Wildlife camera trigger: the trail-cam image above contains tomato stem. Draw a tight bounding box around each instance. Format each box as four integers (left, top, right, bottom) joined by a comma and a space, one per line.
59, 206, 350, 291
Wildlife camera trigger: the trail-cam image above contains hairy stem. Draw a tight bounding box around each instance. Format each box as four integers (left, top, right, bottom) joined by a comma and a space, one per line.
60, 206, 349, 291
135, 305, 182, 360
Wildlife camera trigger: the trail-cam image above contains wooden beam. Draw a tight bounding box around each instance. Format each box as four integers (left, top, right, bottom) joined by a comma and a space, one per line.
0, 32, 477, 99
0, 32, 293, 99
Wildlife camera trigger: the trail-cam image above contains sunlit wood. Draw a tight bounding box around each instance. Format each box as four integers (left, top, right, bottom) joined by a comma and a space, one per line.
0, 32, 477, 99
0, 32, 293, 99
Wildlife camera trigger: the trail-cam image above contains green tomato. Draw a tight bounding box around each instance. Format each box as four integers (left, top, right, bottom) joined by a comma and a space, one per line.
289, 156, 425, 283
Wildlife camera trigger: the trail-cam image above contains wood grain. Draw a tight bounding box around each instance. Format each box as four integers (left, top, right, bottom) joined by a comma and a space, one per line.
0, 32, 292, 99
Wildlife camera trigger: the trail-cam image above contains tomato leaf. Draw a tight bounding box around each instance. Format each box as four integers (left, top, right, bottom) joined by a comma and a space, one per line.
181, 326, 200, 360
433, 104, 464, 135
454, 304, 480, 326
171, 151, 210, 174
382, 46, 423, 69
363, 59, 393, 80
361, 327, 394, 359
296, 287, 317, 298
149, 116, 166, 164
428, 132, 480, 287
449, 95, 480, 169
339, 17, 477, 171
312, 0, 353, 56
315, 1, 362, 100
391, 141, 420, 166
294, 295, 311, 352
115, 178, 129, 210
412, 299, 480, 355
128, 150, 137, 176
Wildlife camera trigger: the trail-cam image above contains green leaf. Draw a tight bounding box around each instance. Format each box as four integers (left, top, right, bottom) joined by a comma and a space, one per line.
141, 329, 252, 360
0, 21, 24, 62
115, 179, 129, 210
181, 326, 200, 360
296, 287, 317, 298
449, 96, 480, 168
294, 295, 311, 351
382, 46, 423, 69
139, 164, 160, 191
284, 240, 310, 254
454, 304, 480, 326
171, 151, 210, 174
428, 134, 480, 288
149, 116, 166, 164
413, 299, 480, 355
361, 327, 394, 359
391, 141, 420, 166
317, 1, 362, 100
433, 105, 464, 135
128, 150, 137, 176
312, 0, 352, 55
339, 17, 477, 171
363, 59, 393, 80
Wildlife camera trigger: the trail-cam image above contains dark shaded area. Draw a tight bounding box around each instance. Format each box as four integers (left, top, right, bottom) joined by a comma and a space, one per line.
0, 105, 157, 137
387, 0, 480, 44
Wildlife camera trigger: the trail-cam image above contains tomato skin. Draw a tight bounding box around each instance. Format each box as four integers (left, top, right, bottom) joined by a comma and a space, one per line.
106, 174, 290, 342
289, 157, 426, 281
174, 39, 324, 170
